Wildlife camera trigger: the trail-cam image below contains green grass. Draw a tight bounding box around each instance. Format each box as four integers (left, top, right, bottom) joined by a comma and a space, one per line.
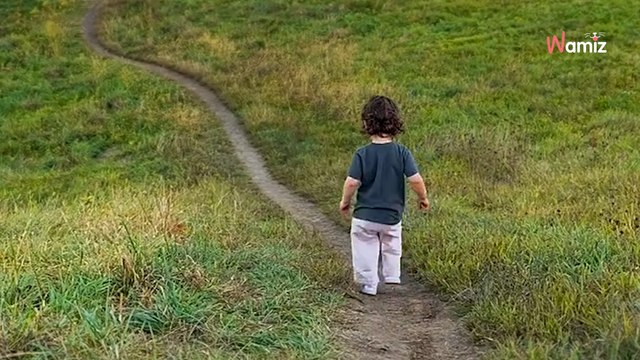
98, 0, 640, 358
1, 1, 349, 358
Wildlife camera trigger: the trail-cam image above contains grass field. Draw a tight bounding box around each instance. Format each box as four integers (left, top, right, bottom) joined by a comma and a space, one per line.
0, 1, 349, 358
98, 0, 640, 358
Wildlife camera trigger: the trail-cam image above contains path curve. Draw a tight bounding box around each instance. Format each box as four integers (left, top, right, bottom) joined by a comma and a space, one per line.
83, 2, 482, 359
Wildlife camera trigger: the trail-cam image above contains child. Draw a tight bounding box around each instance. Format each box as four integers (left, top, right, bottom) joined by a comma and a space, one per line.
339, 95, 429, 296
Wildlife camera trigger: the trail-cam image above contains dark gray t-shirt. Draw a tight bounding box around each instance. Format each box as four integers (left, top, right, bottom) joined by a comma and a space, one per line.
347, 142, 419, 225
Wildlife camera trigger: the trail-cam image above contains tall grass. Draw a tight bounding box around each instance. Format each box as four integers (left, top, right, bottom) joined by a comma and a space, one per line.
1, 1, 348, 358
99, 0, 640, 357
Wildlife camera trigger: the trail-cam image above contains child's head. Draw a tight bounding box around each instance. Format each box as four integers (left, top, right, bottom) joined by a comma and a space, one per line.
360, 95, 404, 137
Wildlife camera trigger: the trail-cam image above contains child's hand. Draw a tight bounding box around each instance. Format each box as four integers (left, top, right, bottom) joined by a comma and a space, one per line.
339, 200, 351, 218
418, 197, 430, 211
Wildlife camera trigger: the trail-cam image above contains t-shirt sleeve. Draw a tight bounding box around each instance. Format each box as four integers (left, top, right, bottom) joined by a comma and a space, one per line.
347, 152, 363, 180
403, 148, 419, 177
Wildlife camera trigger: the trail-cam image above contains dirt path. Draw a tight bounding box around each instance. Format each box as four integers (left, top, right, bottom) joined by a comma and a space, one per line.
83, 2, 482, 359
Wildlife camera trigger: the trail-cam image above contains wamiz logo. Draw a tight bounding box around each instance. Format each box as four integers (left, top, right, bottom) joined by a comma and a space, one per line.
546, 31, 607, 54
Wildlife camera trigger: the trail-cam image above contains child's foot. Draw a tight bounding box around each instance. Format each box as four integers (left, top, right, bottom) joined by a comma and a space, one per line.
360, 284, 377, 296
384, 277, 401, 284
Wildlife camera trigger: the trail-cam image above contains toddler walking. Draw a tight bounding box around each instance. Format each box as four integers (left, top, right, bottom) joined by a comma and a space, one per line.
339, 95, 429, 296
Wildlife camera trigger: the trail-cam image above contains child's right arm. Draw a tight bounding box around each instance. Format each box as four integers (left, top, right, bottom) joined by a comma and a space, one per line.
403, 146, 430, 211
408, 173, 430, 210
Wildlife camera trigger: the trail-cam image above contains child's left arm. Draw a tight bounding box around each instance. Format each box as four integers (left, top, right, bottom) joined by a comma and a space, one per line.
340, 152, 363, 217
339, 177, 361, 216
340, 176, 360, 212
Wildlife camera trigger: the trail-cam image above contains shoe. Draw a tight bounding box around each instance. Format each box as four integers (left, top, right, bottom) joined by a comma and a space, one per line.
384, 277, 401, 284
360, 284, 377, 296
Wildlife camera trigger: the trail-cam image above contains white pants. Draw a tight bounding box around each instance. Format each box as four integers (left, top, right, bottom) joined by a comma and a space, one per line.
350, 217, 402, 286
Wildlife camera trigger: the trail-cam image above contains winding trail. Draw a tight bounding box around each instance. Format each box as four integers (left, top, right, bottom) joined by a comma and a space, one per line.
83, 2, 482, 359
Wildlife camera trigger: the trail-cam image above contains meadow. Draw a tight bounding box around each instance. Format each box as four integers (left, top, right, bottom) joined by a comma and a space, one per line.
98, 0, 640, 358
1, 1, 349, 358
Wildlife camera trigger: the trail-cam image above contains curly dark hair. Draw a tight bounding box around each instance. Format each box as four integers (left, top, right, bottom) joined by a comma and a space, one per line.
360, 95, 404, 137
